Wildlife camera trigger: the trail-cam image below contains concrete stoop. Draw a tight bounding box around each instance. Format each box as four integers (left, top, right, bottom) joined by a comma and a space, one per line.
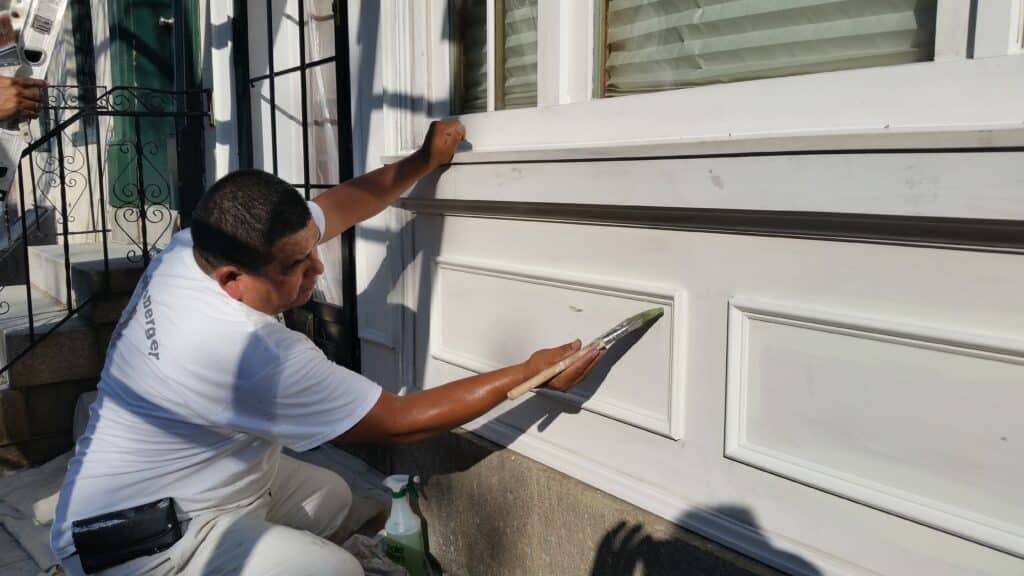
0, 242, 143, 470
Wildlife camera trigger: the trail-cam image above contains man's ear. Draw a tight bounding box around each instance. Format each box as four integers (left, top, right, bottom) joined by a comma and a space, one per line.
213, 266, 245, 300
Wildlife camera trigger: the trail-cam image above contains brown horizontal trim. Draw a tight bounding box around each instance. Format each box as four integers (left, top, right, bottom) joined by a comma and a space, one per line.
397, 199, 1024, 254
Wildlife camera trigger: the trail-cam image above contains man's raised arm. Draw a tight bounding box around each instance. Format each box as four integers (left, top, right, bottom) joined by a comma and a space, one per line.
312, 119, 465, 241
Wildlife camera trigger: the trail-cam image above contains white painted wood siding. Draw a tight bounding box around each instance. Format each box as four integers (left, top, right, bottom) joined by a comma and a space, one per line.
345, 1, 1024, 573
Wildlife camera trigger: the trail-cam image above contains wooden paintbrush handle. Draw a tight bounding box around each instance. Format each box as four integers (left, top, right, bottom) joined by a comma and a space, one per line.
507, 341, 599, 400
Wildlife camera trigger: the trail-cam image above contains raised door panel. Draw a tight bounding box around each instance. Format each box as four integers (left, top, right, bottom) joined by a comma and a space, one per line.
429, 258, 685, 438
726, 299, 1024, 557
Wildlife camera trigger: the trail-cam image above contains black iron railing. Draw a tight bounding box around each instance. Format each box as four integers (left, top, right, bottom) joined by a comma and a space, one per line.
0, 85, 210, 378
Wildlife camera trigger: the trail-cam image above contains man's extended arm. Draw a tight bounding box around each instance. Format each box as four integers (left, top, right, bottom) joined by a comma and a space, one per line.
312, 119, 465, 241
337, 340, 604, 445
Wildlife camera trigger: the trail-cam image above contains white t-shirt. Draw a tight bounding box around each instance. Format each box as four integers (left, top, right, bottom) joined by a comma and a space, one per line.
50, 213, 381, 560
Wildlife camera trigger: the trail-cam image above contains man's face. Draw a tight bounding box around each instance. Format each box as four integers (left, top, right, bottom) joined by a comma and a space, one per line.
238, 221, 324, 315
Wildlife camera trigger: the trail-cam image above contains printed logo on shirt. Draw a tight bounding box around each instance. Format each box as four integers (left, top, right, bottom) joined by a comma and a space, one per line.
142, 289, 160, 361
106, 272, 152, 358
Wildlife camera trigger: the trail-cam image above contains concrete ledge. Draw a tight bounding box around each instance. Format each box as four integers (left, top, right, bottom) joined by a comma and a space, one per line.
348, 430, 788, 576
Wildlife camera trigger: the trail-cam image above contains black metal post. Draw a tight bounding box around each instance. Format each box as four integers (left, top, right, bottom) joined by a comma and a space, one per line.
298, 0, 311, 200
334, 0, 360, 372
17, 165, 34, 340
266, 0, 279, 175
81, 115, 97, 235
233, 0, 253, 169
55, 108, 73, 311
173, 0, 206, 225
93, 114, 110, 288
134, 116, 150, 265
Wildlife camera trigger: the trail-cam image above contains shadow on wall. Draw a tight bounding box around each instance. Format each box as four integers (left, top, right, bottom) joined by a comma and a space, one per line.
590, 506, 822, 576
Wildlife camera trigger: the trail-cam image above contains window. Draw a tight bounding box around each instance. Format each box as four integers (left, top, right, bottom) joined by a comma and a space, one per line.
497, 0, 538, 108
595, 0, 938, 98
452, 0, 538, 113
452, 0, 487, 113
428, 0, 1021, 155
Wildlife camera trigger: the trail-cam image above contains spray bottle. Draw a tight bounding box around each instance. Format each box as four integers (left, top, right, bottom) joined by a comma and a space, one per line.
381, 475, 430, 576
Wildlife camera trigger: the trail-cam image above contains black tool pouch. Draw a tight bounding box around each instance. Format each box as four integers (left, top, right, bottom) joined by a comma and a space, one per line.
71, 497, 182, 574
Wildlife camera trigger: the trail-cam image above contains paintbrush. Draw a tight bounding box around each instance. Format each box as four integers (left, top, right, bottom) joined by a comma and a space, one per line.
507, 307, 664, 400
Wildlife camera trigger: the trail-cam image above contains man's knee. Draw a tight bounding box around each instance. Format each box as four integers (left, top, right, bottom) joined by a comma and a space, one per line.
270, 456, 355, 537
309, 467, 354, 532
191, 515, 364, 576
305, 467, 354, 537
288, 541, 364, 576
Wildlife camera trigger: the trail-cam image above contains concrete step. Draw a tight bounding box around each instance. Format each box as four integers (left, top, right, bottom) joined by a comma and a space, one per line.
0, 286, 105, 470
0, 285, 112, 390
0, 206, 57, 287
0, 379, 95, 469
28, 242, 144, 323
0, 206, 57, 252
0, 243, 138, 471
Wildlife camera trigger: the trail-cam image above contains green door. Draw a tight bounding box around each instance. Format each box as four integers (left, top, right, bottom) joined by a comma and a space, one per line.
106, 0, 191, 211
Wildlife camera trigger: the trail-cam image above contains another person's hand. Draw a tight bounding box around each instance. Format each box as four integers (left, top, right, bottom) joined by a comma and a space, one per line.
416, 119, 465, 170
523, 340, 605, 393
0, 76, 45, 121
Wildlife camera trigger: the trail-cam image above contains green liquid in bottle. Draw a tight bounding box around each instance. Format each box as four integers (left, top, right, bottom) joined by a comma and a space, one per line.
382, 533, 429, 576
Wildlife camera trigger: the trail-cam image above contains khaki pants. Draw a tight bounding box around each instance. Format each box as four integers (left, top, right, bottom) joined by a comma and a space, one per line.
61, 454, 364, 576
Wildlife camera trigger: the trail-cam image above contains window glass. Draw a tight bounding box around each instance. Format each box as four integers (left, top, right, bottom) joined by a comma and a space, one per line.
497, 0, 538, 109
453, 0, 489, 113
596, 0, 937, 97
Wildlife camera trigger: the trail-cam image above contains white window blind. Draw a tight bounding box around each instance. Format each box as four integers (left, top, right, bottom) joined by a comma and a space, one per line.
454, 0, 488, 113
598, 0, 938, 97
497, 0, 538, 109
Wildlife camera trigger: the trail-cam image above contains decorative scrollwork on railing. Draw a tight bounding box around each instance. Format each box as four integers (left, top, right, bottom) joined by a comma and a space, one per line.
44, 85, 108, 111
107, 138, 173, 208
99, 87, 210, 116
0, 285, 10, 316
113, 203, 173, 263
106, 89, 175, 114
31, 117, 93, 227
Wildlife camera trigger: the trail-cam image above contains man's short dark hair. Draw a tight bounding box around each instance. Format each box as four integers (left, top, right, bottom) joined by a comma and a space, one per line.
191, 170, 311, 273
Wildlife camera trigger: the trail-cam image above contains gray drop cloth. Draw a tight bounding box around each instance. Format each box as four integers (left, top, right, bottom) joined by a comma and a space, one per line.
342, 534, 410, 576
0, 452, 69, 572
